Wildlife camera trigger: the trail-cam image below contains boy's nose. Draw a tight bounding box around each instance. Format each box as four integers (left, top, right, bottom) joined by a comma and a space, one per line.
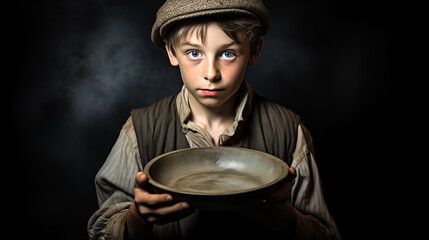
203, 59, 220, 82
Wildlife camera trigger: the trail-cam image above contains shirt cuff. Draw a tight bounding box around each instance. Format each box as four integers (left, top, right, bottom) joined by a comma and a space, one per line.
106, 210, 129, 240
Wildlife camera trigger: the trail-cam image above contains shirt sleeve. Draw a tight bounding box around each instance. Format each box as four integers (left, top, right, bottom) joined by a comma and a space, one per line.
87, 117, 143, 240
291, 124, 342, 240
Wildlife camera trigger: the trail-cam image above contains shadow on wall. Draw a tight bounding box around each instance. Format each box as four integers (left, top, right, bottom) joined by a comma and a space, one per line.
12, 0, 397, 239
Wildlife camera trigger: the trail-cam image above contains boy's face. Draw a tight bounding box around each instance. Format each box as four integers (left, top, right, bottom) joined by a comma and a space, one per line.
165, 22, 258, 110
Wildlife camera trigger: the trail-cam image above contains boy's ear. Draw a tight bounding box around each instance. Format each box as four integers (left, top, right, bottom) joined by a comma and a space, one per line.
165, 44, 179, 66
248, 36, 264, 66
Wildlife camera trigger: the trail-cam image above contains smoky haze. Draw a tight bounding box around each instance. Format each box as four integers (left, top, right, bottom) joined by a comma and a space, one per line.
11, 1, 401, 239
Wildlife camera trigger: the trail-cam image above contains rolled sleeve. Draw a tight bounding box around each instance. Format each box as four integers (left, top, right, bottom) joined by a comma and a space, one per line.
88, 117, 142, 240
291, 124, 341, 239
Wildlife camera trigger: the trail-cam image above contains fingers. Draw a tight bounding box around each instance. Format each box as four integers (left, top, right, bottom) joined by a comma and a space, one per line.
134, 171, 174, 207
134, 189, 173, 206
133, 171, 194, 225
136, 196, 193, 225
143, 202, 193, 225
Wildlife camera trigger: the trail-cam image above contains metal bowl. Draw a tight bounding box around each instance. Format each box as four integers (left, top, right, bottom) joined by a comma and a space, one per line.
144, 146, 289, 210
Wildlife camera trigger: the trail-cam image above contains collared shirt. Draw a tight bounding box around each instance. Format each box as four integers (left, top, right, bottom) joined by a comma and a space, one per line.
176, 82, 252, 147
88, 83, 341, 239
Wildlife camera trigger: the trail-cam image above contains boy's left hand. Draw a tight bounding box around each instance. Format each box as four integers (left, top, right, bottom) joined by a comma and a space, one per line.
237, 167, 298, 231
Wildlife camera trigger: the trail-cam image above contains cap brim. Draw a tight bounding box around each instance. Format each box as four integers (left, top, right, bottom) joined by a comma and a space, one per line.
151, 9, 266, 48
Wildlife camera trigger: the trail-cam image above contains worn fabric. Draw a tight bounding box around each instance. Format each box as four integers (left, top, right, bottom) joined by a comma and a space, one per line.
151, 0, 270, 47
131, 81, 299, 166
175, 83, 252, 147
88, 84, 341, 239
130, 95, 189, 167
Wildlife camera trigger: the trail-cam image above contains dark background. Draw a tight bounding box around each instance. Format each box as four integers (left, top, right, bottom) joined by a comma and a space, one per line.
10, 0, 407, 239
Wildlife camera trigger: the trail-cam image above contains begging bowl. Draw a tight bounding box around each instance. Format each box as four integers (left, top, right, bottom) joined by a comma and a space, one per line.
144, 147, 289, 210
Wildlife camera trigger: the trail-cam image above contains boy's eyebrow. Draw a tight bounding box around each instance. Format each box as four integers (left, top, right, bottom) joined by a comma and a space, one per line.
180, 41, 239, 49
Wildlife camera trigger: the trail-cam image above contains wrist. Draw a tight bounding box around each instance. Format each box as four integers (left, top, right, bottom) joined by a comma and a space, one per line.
125, 202, 154, 240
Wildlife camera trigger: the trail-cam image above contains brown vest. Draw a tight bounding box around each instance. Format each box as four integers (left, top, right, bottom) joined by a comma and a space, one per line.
130, 93, 301, 239
131, 93, 300, 167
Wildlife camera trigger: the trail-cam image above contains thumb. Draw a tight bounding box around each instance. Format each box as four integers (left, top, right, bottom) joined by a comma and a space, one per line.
134, 171, 153, 193
285, 166, 296, 182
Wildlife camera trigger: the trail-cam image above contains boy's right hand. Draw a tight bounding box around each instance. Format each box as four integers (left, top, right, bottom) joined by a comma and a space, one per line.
125, 172, 194, 239
133, 171, 193, 224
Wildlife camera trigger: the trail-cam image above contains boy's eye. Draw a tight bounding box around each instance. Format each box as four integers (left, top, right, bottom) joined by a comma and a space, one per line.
220, 51, 236, 59
187, 50, 202, 59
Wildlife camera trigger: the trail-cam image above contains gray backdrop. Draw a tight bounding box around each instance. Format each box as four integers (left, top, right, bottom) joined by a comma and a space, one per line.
11, 0, 402, 239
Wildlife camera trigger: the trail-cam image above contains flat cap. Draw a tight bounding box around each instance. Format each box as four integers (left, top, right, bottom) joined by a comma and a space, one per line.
151, 0, 270, 47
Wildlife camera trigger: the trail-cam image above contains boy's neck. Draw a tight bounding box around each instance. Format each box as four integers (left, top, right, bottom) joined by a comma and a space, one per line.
188, 92, 237, 144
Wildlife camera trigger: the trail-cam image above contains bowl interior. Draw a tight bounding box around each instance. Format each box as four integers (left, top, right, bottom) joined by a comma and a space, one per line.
145, 147, 288, 195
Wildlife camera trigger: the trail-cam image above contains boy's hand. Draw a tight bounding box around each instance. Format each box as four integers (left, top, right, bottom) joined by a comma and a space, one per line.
237, 167, 298, 231
126, 172, 194, 239
132, 171, 194, 224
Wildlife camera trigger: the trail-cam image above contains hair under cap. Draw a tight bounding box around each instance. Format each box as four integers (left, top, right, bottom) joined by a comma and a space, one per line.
151, 0, 270, 48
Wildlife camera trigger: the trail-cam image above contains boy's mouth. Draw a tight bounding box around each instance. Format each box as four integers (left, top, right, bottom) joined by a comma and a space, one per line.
200, 89, 222, 96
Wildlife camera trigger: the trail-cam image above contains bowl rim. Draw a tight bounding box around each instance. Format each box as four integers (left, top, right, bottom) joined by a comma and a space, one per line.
143, 146, 289, 196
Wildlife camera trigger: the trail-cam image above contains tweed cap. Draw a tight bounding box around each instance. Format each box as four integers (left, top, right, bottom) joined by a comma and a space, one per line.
151, 0, 270, 47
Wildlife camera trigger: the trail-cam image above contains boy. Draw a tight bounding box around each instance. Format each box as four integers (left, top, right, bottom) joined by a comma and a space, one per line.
88, 0, 341, 239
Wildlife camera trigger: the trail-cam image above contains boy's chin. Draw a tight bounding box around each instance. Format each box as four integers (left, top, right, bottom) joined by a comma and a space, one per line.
198, 98, 229, 109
